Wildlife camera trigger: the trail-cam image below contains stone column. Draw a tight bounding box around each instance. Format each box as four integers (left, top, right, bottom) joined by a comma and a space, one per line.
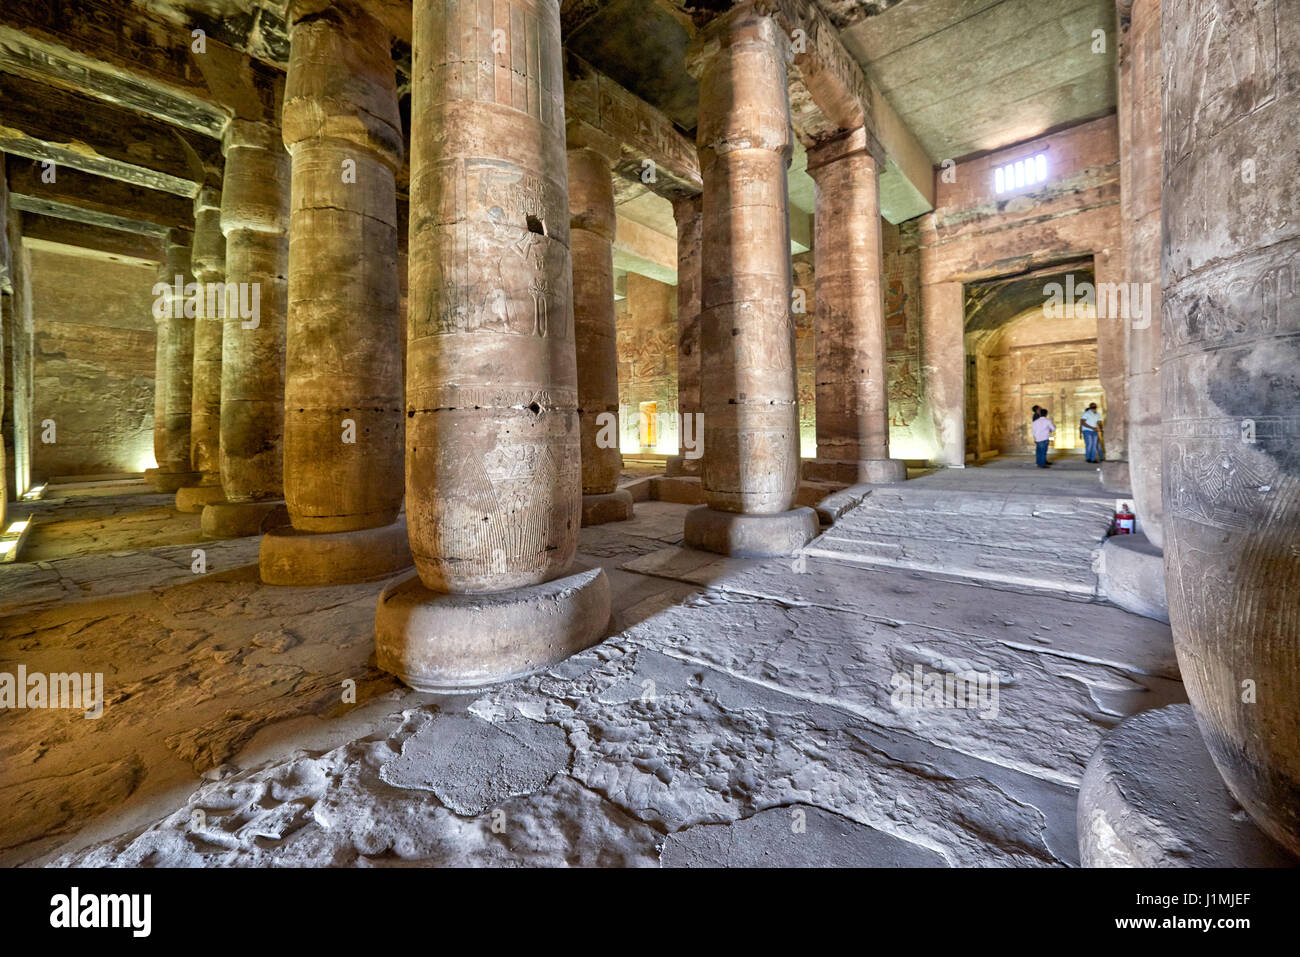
806, 128, 905, 486
376, 0, 610, 692
259, 0, 412, 584
921, 281, 965, 467
1094, 245, 1129, 489
151, 228, 201, 492
1160, 0, 1300, 857
568, 141, 633, 525
665, 194, 703, 477
148, 293, 168, 484
201, 119, 291, 539
176, 186, 227, 512
1122, 0, 1163, 543
680, 5, 816, 557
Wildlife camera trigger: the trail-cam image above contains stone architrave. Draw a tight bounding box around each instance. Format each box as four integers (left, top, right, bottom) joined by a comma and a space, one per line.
681, 4, 817, 556
374, 0, 610, 691
258, 0, 411, 583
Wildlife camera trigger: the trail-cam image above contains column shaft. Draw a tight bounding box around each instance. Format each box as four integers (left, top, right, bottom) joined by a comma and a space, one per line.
218, 120, 289, 505
568, 146, 621, 496
695, 8, 799, 515
808, 131, 903, 484
1123, 0, 1164, 543
666, 194, 703, 475
190, 186, 225, 483
1161, 0, 1300, 856
161, 229, 196, 476
375, 0, 609, 694
280, 0, 405, 534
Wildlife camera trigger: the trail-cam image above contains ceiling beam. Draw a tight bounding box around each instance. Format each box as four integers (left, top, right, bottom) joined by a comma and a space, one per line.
19, 212, 166, 262
0, 0, 284, 134
4, 161, 194, 233
0, 72, 222, 198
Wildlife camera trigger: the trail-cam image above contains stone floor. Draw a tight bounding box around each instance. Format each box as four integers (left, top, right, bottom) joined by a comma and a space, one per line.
0, 456, 1184, 867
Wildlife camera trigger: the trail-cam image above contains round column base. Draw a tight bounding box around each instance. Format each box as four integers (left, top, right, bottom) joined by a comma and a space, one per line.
375, 563, 611, 693
684, 505, 818, 558
581, 489, 634, 526
1097, 532, 1168, 622
1078, 704, 1297, 867
201, 499, 290, 539
175, 483, 226, 513
150, 470, 201, 493
664, 455, 701, 477
259, 518, 412, 585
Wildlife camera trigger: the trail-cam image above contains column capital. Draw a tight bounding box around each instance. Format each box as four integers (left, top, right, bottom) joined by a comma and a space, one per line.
223, 118, 282, 155
565, 120, 621, 168
805, 126, 874, 177
686, 3, 790, 80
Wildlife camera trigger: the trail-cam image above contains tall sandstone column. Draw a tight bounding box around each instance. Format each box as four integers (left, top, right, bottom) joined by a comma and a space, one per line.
259, 0, 412, 584
665, 194, 703, 476
375, 0, 610, 692
152, 228, 201, 492
1162, 0, 1300, 856
806, 129, 905, 486
568, 142, 633, 525
682, 4, 817, 557
149, 297, 169, 481
1123, 0, 1163, 543
176, 186, 227, 512
201, 119, 291, 539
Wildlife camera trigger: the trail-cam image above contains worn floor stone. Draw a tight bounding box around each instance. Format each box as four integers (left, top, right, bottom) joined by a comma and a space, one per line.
1, 470, 1184, 868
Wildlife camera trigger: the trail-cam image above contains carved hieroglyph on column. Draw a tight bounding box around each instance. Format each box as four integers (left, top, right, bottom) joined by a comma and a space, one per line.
176, 186, 227, 512
1162, 0, 1300, 856
150, 296, 169, 482
682, 5, 817, 556
1123, 0, 1164, 543
665, 194, 703, 477
375, 0, 610, 692
202, 119, 290, 539
154, 228, 201, 492
569, 142, 633, 525
260, 0, 411, 583
807, 128, 905, 485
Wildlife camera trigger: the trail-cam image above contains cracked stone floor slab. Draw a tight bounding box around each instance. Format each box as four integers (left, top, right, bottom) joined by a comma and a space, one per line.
0, 478, 1182, 867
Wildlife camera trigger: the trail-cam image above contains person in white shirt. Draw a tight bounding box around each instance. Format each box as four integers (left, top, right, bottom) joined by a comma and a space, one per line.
1031, 409, 1055, 468
1080, 403, 1103, 463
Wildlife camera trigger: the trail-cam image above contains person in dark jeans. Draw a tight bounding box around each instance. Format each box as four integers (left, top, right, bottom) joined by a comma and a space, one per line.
1032, 408, 1055, 467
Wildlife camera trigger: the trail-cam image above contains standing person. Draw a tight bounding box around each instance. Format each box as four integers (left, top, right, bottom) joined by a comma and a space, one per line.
1032, 407, 1055, 468
1080, 402, 1103, 463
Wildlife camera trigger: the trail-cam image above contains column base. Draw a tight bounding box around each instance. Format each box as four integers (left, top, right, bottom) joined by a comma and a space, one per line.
375, 563, 611, 693
684, 505, 818, 558
1097, 532, 1168, 622
581, 489, 634, 526
802, 457, 906, 485
664, 455, 701, 477
201, 499, 291, 539
1099, 459, 1130, 492
259, 518, 413, 585
175, 483, 227, 513
1078, 704, 1298, 867
150, 470, 201, 493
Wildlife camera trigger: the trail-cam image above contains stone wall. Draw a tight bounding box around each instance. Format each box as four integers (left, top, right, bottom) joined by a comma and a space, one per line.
971, 309, 1102, 455
28, 246, 157, 479
616, 272, 678, 453
917, 115, 1122, 466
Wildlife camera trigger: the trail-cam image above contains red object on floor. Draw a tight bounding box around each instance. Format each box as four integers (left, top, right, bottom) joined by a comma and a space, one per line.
1115, 505, 1136, 534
